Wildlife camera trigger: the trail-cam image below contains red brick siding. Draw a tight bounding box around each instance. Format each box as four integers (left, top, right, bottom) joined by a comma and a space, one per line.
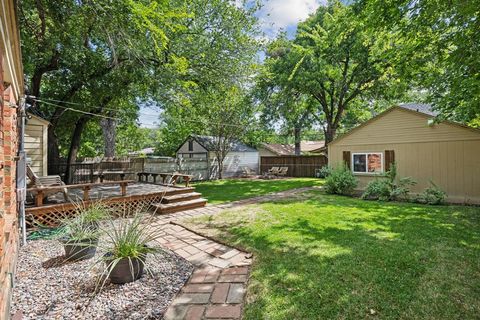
0, 49, 19, 318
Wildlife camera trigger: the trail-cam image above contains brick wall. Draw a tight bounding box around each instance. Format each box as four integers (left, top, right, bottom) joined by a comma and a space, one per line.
0, 52, 19, 318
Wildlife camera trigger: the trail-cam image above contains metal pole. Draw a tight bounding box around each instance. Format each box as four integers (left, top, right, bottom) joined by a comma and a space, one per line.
17, 97, 27, 245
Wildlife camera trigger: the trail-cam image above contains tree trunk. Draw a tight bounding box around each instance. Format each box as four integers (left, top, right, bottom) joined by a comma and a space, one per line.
65, 117, 90, 183
47, 127, 61, 172
294, 126, 301, 156
100, 117, 116, 158
217, 157, 223, 179
324, 124, 337, 145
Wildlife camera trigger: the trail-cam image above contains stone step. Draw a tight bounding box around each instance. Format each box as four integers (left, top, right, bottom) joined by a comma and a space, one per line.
154, 198, 207, 214
161, 192, 202, 204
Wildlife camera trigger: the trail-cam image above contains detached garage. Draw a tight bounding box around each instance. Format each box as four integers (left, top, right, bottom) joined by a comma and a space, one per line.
176, 134, 259, 179
25, 113, 49, 176
328, 104, 480, 204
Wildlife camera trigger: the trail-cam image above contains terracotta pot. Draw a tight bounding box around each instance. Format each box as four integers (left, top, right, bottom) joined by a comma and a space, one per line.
104, 253, 146, 284
62, 237, 98, 261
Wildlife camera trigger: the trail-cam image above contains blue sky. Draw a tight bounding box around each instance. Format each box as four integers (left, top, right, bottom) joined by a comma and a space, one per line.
138, 0, 326, 128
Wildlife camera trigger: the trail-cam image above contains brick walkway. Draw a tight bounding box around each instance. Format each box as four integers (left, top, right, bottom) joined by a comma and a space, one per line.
156, 187, 317, 320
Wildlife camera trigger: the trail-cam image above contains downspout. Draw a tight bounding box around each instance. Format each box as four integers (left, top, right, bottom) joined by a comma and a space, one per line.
16, 96, 27, 245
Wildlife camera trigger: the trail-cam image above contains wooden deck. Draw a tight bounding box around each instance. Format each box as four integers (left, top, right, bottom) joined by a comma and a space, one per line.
28, 182, 179, 204
25, 183, 198, 228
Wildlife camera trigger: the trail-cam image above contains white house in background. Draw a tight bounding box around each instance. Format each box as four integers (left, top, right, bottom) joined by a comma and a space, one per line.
25, 113, 49, 175
176, 134, 259, 178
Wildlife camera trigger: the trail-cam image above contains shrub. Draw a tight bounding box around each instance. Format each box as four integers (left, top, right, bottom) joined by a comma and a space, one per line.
361, 163, 416, 201
324, 164, 358, 195
317, 166, 331, 178
417, 181, 446, 205
362, 179, 391, 201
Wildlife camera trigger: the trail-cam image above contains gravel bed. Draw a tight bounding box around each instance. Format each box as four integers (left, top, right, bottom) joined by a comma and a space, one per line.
11, 239, 194, 319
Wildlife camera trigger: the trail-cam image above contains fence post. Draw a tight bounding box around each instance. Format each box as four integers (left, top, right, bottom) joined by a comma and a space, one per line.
90, 164, 94, 183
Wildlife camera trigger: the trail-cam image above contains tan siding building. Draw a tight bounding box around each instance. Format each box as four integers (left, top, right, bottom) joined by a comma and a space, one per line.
328, 105, 480, 204
25, 113, 49, 175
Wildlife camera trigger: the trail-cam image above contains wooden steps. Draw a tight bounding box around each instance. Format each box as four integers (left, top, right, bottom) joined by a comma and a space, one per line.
153, 187, 207, 214
163, 187, 197, 196
162, 192, 202, 204
154, 198, 207, 214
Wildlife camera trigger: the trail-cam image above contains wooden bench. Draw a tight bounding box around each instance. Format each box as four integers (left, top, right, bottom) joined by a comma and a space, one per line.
137, 172, 193, 187
95, 170, 132, 182
27, 180, 135, 207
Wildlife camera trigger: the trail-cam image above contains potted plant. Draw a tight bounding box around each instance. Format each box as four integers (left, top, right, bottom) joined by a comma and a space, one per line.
97, 212, 162, 285
59, 203, 108, 261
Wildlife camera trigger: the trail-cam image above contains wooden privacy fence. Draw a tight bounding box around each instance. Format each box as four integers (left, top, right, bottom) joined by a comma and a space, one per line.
260, 155, 327, 177
49, 157, 210, 184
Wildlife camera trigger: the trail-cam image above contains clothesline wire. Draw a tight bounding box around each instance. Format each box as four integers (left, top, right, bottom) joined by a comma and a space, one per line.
30, 97, 259, 129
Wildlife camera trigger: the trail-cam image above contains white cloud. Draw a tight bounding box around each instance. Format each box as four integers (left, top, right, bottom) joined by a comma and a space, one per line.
258, 0, 326, 37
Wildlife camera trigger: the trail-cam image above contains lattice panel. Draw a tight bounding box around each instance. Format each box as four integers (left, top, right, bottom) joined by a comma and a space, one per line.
26, 193, 166, 228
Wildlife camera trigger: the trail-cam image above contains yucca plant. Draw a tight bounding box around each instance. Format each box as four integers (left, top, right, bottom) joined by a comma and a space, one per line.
59, 202, 110, 261
93, 203, 165, 287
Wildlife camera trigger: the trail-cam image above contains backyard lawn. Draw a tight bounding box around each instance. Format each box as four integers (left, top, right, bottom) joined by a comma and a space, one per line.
192, 178, 324, 204
182, 190, 480, 319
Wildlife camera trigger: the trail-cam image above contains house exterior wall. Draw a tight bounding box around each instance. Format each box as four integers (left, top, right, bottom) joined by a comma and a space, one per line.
328, 108, 480, 204
0, 0, 22, 316
209, 151, 259, 178
25, 116, 48, 175
176, 139, 208, 159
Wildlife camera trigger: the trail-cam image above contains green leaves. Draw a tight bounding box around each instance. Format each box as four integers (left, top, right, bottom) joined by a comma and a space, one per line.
258, 1, 400, 143
360, 0, 480, 122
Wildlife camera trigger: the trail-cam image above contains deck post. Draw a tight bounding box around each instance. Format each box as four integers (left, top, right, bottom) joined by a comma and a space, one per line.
35, 190, 44, 207
120, 182, 127, 196
83, 186, 91, 201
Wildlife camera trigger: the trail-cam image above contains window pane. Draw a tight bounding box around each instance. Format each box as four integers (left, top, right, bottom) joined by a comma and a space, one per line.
353, 154, 366, 172
368, 154, 382, 172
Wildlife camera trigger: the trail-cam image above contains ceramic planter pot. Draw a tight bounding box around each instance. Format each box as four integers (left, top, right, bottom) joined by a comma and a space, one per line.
104, 253, 146, 284
62, 237, 98, 261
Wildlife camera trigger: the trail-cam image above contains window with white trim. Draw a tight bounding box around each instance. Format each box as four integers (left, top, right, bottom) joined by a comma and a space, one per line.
352, 152, 383, 174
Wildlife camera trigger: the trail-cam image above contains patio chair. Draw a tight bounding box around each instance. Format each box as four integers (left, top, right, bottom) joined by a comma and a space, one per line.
277, 167, 289, 176
27, 165, 70, 202
268, 167, 280, 175
242, 166, 255, 176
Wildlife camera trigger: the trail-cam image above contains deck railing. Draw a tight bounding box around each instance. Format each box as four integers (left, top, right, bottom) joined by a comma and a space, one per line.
48, 157, 209, 184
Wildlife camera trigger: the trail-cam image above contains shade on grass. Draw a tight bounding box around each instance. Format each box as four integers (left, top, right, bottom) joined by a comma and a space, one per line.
183, 190, 480, 319
192, 178, 324, 204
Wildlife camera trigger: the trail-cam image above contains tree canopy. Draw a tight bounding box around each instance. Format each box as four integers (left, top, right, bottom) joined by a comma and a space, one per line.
19, 0, 479, 163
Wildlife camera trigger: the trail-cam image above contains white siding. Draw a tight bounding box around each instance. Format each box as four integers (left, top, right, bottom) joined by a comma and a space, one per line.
25, 116, 48, 176
209, 151, 259, 178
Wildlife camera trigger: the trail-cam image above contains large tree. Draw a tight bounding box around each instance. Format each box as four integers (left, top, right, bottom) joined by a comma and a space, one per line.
20, 0, 260, 179
358, 0, 480, 123
260, 1, 402, 145
20, 0, 187, 175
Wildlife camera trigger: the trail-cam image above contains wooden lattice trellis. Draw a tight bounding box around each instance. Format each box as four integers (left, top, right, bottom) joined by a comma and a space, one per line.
25, 192, 167, 228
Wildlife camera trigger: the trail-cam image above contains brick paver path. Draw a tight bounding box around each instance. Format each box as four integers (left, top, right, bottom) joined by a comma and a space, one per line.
157, 187, 317, 319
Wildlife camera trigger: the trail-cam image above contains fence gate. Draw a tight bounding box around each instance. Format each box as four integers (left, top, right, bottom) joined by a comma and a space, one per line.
260, 155, 327, 177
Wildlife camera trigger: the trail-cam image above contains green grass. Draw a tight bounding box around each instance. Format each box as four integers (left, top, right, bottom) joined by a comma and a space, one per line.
192, 178, 324, 204
183, 191, 480, 319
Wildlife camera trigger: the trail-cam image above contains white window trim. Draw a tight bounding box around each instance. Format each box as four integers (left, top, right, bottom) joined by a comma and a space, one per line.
351, 152, 384, 175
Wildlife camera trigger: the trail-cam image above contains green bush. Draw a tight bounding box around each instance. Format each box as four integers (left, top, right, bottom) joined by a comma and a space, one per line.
361, 179, 391, 201
324, 164, 358, 195
416, 181, 446, 205
317, 166, 331, 178
361, 163, 416, 201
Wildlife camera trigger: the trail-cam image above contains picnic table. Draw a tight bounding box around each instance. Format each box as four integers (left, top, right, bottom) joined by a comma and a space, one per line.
27, 180, 135, 207
137, 172, 193, 187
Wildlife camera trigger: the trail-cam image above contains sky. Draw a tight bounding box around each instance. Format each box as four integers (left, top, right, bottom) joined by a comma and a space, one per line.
138, 0, 326, 128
